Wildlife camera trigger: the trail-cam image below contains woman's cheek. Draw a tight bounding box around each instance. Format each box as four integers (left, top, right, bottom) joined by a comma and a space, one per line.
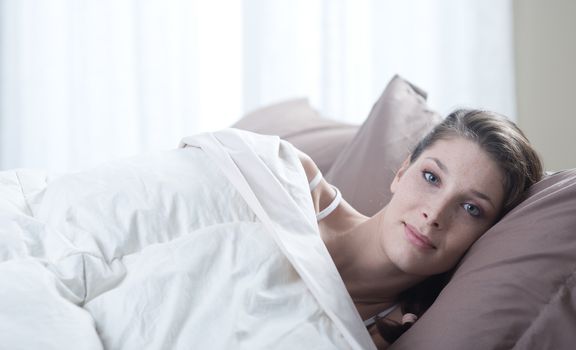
446, 228, 480, 257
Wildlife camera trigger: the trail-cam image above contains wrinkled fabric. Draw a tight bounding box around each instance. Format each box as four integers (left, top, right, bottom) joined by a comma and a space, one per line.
0, 129, 374, 350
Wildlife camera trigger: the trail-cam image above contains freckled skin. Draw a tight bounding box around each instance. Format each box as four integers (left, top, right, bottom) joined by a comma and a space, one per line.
382, 138, 505, 276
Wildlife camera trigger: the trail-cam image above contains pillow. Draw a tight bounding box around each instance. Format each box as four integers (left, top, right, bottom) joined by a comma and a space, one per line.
325, 75, 442, 216
232, 98, 358, 174
391, 169, 576, 349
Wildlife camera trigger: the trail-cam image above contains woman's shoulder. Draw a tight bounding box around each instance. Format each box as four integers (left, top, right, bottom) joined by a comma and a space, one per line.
295, 149, 334, 215
295, 148, 368, 237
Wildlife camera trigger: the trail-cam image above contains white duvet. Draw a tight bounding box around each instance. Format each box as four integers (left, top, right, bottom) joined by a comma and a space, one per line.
0, 129, 375, 350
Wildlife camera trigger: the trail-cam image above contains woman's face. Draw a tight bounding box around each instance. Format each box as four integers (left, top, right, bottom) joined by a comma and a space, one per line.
382, 137, 505, 276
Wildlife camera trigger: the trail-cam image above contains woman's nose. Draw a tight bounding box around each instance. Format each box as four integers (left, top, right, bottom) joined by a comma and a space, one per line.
422, 212, 441, 229
422, 198, 450, 229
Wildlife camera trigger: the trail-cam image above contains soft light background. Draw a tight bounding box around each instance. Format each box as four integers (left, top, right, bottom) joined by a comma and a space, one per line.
1, 0, 516, 172
513, 0, 576, 172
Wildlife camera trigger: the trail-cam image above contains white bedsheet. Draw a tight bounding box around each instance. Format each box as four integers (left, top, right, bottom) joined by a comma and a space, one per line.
0, 129, 375, 349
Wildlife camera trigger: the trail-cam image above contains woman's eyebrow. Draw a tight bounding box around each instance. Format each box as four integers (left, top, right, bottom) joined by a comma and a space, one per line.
471, 190, 496, 209
426, 157, 448, 173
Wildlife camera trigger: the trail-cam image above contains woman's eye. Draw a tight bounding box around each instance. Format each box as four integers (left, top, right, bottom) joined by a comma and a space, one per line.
463, 203, 481, 217
423, 171, 439, 185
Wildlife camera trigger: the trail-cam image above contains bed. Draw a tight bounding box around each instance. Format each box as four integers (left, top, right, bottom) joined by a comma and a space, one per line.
1, 75, 575, 349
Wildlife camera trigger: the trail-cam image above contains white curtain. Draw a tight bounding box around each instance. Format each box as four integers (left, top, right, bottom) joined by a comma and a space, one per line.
0, 0, 514, 172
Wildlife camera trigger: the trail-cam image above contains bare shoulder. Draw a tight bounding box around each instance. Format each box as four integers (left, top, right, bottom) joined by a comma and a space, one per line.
293, 148, 366, 235
293, 148, 333, 214
294, 148, 319, 181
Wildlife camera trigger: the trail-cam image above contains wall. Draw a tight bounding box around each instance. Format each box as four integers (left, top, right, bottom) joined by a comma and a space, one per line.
513, 0, 576, 171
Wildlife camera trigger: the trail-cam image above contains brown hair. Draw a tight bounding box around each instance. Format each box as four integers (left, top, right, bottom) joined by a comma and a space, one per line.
375, 108, 544, 344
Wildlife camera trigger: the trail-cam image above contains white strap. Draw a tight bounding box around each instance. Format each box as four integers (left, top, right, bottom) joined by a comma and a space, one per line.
363, 304, 398, 327
309, 171, 322, 191
316, 185, 342, 221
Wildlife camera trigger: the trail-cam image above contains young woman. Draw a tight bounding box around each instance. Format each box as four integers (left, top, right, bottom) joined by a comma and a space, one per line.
297, 109, 543, 348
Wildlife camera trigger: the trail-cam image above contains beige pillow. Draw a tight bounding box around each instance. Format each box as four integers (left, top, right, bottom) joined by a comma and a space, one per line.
232, 98, 358, 174
391, 169, 576, 349
325, 75, 442, 216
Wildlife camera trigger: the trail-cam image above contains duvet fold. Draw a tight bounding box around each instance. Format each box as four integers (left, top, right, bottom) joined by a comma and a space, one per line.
0, 129, 375, 350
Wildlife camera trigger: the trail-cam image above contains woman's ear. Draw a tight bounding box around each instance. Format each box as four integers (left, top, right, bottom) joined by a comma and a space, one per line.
390, 157, 411, 193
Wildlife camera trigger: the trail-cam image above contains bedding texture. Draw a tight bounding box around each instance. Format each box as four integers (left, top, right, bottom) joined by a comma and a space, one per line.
0, 129, 375, 350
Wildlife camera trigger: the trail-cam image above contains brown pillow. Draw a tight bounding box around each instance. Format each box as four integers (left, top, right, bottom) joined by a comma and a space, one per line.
232, 98, 358, 174
391, 169, 576, 349
325, 75, 442, 216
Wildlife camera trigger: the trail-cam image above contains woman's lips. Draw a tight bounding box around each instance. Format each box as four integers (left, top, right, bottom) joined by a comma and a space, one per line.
404, 223, 436, 250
